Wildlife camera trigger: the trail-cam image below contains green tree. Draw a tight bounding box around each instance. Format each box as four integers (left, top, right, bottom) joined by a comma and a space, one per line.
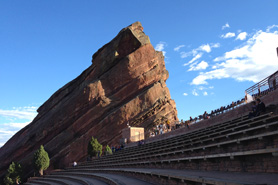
4, 162, 22, 185
105, 145, 112, 155
33, 145, 50, 176
87, 137, 102, 158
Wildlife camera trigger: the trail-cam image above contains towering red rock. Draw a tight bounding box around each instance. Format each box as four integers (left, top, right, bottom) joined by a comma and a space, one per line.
0, 22, 178, 177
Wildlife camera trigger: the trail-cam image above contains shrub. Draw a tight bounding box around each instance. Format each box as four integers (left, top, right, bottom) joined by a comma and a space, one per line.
105, 145, 112, 155
4, 162, 22, 185
33, 145, 50, 176
87, 137, 102, 157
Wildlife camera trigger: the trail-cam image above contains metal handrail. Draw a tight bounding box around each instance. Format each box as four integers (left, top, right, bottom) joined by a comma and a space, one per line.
245, 70, 278, 95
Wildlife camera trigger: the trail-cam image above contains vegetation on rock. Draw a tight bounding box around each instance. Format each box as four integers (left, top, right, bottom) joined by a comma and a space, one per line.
87, 137, 102, 157
33, 145, 50, 176
105, 145, 113, 155
4, 162, 22, 185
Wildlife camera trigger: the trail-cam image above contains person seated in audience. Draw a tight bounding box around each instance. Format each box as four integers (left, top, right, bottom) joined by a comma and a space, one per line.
248, 101, 257, 118
73, 161, 77, 167
232, 101, 235, 109
159, 124, 164, 134
175, 122, 181, 129
194, 117, 197, 123
203, 111, 208, 119
210, 110, 214, 117
255, 98, 266, 116
186, 121, 190, 129
138, 140, 144, 146
154, 126, 159, 135
189, 116, 193, 123
180, 119, 184, 127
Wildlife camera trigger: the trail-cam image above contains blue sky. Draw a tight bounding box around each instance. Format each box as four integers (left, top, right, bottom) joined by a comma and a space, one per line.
1, 0, 278, 146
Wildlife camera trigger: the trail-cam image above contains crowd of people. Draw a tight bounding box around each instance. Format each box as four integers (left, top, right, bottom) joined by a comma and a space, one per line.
147, 96, 268, 139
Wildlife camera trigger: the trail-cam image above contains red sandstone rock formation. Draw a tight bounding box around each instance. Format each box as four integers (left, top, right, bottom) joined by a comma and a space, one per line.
0, 22, 178, 178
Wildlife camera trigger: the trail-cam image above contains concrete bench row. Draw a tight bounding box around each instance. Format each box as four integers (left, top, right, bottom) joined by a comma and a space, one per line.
79, 128, 278, 167
76, 114, 277, 167
82, 113, 272, 166
60, 168, 275, 185
26, 172, 119, 185
78, 114, 250, 166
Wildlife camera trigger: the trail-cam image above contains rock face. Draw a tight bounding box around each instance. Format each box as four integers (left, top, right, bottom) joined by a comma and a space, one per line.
0, 22, 178, 177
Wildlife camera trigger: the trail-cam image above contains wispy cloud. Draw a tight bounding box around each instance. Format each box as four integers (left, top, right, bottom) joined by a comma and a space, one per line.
221, 32, 236, 39
180, 43, 220, 60
199, 44, 211, 53
203, 91, 208, 96
266, 25, 278, 32
0, 121, 31, 147
188, 61, 209, 71
184, 53, 203, 66
183, 93, 188, 96
0, 106, 37, 147
174, 45, 185, 52
211, 43, 220, 48
192, 89, 199, 96
155, 41, 167, 57
191, 25, 278, 85
236, 32, 248, 40
222, 23, 230, 30
180, 51, 191, 58
0, 106, 37, 120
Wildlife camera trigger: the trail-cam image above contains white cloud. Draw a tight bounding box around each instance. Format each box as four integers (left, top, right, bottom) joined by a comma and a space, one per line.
199, 44, 211, 53
222, 23, 230, 30
0, 106, 37, 147
0, 106, 37, 120
183, 93, 188, 96
7, 122, 30, 128
236, 32, 248, 40
0, 121, 31, 147
191, 25, 278, 85
191, 69, 229, 85
180, 43, 219, 59
184, 53, 203, 66
155, 41, 167, 57
174, 45, 185, 52
221, 32, 236, 39
266, 25, 278, 32
211, 43, 220, 48
155, 42, 165, 51
203, 91, 208, 96
192, 89, 199, 96
180, 51, 191, 58
188, 61, 209, 71
209, 86, 214, 89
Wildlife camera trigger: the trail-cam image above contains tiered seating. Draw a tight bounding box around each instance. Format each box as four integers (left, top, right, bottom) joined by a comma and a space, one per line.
73, 113, 278, 171
26, 172, 120, 185
27, 112, 278, 185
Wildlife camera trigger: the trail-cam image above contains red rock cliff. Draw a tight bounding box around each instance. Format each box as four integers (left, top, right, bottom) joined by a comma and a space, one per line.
0, 22, 178, 177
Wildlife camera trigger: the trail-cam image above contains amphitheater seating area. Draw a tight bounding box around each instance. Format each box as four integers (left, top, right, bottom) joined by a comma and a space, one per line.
26, 105, 278, 185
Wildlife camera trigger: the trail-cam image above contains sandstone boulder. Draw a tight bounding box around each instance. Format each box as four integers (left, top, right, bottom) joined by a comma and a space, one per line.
0, 22, 178, 178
